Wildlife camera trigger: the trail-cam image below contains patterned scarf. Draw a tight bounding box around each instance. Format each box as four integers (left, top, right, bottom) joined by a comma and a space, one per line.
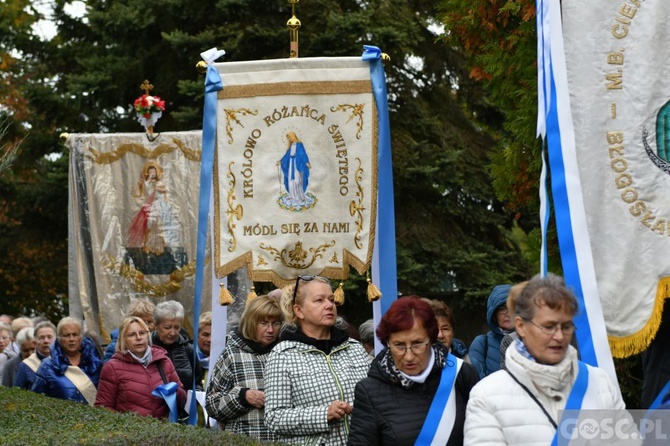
378, 342, 448, 389
514, 337, 536, 362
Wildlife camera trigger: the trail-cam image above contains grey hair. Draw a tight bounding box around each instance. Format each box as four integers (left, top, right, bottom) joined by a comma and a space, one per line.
56, 316, 83, 337
358, 319, 375, 345
34, 321, 56, 338
514, 273, 578, 321
0, 322, 10, 336
154, 300, 185, 325
16, 327, 34, 346
11, 317, 33, 337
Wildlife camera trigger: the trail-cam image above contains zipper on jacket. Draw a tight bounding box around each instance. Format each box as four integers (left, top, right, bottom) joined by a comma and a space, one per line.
301, 343, 352, 436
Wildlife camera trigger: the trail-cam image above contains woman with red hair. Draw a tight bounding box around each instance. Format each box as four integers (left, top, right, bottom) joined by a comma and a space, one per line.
347, 296, 478, 446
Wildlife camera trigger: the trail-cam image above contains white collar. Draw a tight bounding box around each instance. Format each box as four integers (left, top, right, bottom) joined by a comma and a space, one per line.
399, 347, 436, 384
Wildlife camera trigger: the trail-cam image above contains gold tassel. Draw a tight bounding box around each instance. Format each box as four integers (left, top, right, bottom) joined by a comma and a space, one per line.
367, 275, 382, 302
609, 277, 670, 358
219, 282, 234, 306
246, 286, 258, 305
333, 281, 345, 305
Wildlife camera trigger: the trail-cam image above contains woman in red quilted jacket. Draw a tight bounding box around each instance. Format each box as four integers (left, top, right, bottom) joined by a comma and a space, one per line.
95, 316, 186, 419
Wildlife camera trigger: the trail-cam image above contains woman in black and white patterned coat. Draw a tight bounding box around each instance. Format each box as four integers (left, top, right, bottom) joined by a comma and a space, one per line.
205, 295, 283, 442
265, 276, 372, 446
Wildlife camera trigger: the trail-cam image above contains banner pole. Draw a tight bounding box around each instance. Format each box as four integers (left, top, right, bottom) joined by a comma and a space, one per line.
287, 0, 300, 58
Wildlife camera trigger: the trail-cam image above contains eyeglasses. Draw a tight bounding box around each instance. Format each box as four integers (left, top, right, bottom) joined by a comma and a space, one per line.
523, 319, 576, 336
125, 330, 148, 339
497, 307, 509, 316
259, 321, 282, 329
292, 275, 329, 304
389, 341, 430, 356
0, 336, 10, 342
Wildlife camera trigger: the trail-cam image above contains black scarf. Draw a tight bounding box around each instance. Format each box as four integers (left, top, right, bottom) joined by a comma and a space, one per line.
378, 342, 449, 388
280, 326, 349, 354
236, 329, 278, 355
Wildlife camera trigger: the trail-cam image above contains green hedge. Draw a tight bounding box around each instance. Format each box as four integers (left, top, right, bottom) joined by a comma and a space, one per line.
0, 387, 277, 445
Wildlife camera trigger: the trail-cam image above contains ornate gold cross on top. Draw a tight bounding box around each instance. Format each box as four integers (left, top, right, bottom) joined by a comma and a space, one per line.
140, 79, 153, 96
287, 0, 300, 58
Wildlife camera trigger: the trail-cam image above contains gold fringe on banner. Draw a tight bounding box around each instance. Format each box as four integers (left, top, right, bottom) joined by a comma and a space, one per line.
246, 286, 258, 305
366, 272, 382, 302
333, 282, 345, 306
608, 277, 670, 358
219, 282, 234, 306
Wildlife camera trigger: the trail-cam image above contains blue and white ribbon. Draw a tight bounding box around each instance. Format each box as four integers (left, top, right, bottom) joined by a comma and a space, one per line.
190, 47, 225, 425
551, 361, 589, 446
152, 381, 179, 423
536, 0, 617, 386
363, 45, 398, 351
537, 0, 551, 277
415, 354, 463, 445
362, 46, 398, 353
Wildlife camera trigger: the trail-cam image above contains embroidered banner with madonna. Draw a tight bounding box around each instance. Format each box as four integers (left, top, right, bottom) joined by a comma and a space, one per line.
212, 58, 378, 286
67, 132, 211, 340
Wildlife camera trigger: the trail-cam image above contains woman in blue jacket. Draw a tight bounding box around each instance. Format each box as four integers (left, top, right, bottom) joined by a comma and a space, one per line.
14, 321, 56, 389
468, 285, 513, 379
31, 317, 103, 405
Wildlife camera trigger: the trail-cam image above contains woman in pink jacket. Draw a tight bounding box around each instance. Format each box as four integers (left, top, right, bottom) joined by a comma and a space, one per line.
95, 316, 186, 419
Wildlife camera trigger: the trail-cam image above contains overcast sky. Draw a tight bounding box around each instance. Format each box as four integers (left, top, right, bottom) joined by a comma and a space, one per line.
32, 0, 86, 40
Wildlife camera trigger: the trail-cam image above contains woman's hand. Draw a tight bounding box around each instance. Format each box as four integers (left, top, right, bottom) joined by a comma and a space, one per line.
327, 400, 352, 422
244, 389, 265, 408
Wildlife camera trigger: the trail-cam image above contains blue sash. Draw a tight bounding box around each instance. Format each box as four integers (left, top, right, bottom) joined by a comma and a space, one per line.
152, 382, 179, 423
648, 379, 670, 411
415, 353, 462, 446
551, 360, 589, 446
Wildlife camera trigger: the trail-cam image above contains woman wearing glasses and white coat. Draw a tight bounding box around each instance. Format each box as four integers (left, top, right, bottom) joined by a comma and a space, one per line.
264, 275, 372, 445
464, 273, 626, 445
347, 296, 479, 446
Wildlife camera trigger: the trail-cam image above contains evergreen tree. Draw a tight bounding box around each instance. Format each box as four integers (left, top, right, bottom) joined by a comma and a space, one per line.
438, 0, 543, 233
0, 0, 532, 320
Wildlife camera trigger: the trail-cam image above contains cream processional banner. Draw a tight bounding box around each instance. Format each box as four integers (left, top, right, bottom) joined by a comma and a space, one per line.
558, 0, 670, 357
212, 58, 377, 285
68, 132, 211, 340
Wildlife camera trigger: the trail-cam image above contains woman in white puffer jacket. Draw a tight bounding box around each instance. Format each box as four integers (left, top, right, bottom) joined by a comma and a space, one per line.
464, 273, 626, 446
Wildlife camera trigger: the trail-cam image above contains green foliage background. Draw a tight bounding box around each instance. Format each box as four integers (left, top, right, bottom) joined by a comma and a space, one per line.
0, 0, 533, 323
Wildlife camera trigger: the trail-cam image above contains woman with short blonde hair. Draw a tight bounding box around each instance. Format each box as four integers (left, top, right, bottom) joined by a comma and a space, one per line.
264, 276, 372, 445
238, 297, 284, 341
206, 295, 284, 441
96, 316, 186, 419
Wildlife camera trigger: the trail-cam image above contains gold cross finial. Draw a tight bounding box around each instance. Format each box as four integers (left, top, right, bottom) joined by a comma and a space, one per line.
287, 0, 300, 58
140, 79, 153, 96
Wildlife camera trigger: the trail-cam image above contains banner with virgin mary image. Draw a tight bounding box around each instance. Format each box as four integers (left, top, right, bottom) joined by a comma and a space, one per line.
212, 57, 377, 285
67, 131, 210, 340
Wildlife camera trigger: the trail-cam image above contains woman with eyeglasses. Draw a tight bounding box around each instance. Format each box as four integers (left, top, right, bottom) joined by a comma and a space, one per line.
264, 275, 371, 445
468, 284, 514, 379
464, 273, 626, 445
95, 316, 186, 419
205, 295, 283, 441
347, 296, 478, 446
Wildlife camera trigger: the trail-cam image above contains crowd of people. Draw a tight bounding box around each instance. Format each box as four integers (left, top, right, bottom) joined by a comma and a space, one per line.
0, 273, 634, 445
